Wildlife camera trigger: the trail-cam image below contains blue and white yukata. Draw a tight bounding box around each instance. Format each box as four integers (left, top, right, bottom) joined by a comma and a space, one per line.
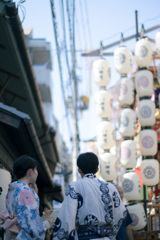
53, 174, 127, 240
6, 181, 48, 239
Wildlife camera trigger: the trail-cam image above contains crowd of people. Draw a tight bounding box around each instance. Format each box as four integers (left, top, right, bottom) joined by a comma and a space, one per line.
0, 152, 133, 240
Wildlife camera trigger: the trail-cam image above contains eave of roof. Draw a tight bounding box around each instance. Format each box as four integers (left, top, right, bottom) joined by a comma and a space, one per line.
0, 103, 63, 202
0, 2, 62, 202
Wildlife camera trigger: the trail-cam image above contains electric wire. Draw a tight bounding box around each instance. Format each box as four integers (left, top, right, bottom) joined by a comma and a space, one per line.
78, 0, 88, 50
60, 0, 73, 94
83, 0, 93, 49
66, 0, 73, 52
143, 14, 160, 24
66, 0, 80, 152
75, 8, 82, 52
50, 0, 72, 140
101, 14, 160, 44
59, 0, 71, 99
3, 0, 26, 26
59, 0, 73, 108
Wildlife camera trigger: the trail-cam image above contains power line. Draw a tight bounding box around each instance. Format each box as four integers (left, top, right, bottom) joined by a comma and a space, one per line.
60, 0, 73, 92
78, 0, 88, 50
101, 14, 160, 44
50, 0, 72, 140
75, 8, 82, 51
66, 0, 73, 52
83, 0, 93, 49
66, 0, 80, 181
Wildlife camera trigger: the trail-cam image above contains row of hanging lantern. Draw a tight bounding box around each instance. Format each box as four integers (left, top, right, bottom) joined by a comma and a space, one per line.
114, 41, 148, 231
114, 45, 139, 196
135, 37, 159, 187
114, 46, 137, 170
92, 31, 160, 231
118, 35, 160, 231
92, 58, 118, 181
127, 36, 159, 231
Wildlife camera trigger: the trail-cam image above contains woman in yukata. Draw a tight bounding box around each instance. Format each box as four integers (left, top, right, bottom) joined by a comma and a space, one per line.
5, 155, 54, 239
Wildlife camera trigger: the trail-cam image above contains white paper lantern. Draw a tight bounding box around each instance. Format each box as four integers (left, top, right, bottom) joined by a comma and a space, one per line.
135, 70, 153, 97
114, 46, 132, 75
122, 172, 140, 200
137, 100, 155, 126
135, 38, 153, 68
94, 90, 113, 118
99, 152, 118, 181
96, 121, 115, 150
127, 204, 147, 230
155, 31, 160, 56
120, 140, 136, 168
141, 159, 159, 186
118, 108, 136, 137
139, 129, 157, 156
117, 77, 134, 106
0, 169, 11, 212
93, 58, 111, 87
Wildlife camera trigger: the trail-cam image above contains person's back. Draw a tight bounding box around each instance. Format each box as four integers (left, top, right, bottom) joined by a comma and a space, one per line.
6, 180, 42, 239
5, 155, 54, 240
53, 152, 126, 240
70, 175, 123, 228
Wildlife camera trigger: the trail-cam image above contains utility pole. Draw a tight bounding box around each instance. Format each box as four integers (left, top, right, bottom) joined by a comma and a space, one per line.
71, 71, 79, 181
71, 0, 79, 181
50, 0, 80, 182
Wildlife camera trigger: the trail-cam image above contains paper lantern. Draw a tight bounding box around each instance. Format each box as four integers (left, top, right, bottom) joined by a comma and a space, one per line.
99, 152, 118, 181
155, 31, 160, 56
117, 77, 134, 106
114, 46, 132, 75
141, 159, 159, 186
127, 204, 147, 230
139, 129, 157, 156
94, 90, 113, 118
96, 121, 115, 150
135, 70, 153, 97
120, 140, 136, 168
0, 169, 11, 211
135, 38, 153, 68
118, 108, 136, 137
122, 172, 140, 200
137, 99, 155, 126
93, 58, 111, 87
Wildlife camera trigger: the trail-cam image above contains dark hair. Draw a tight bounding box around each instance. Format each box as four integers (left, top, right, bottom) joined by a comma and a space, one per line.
77, 152, 99, 174
13, 155, 38, 179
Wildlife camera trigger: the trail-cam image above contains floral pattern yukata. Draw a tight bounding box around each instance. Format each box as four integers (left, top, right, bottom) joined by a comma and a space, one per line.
6, 181, 47, 239
53, 174, 127, 240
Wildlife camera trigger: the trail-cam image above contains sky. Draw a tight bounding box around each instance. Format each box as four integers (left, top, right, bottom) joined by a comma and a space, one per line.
15, 0, 160, 152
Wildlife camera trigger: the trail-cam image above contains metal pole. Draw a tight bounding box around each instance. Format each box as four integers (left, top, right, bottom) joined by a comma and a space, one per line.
135, 10, 139, 41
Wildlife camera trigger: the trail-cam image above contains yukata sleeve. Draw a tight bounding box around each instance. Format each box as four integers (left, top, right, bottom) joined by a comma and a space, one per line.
126, 209, 133, 226
16, 188, 47, 239
112, 187, 127, 237
53, 184, 79, 240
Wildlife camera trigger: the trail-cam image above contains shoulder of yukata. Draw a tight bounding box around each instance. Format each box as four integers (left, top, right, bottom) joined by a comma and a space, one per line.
65, 183, 78, 199
12, 184, 26, 198
65, 183, 83, 209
